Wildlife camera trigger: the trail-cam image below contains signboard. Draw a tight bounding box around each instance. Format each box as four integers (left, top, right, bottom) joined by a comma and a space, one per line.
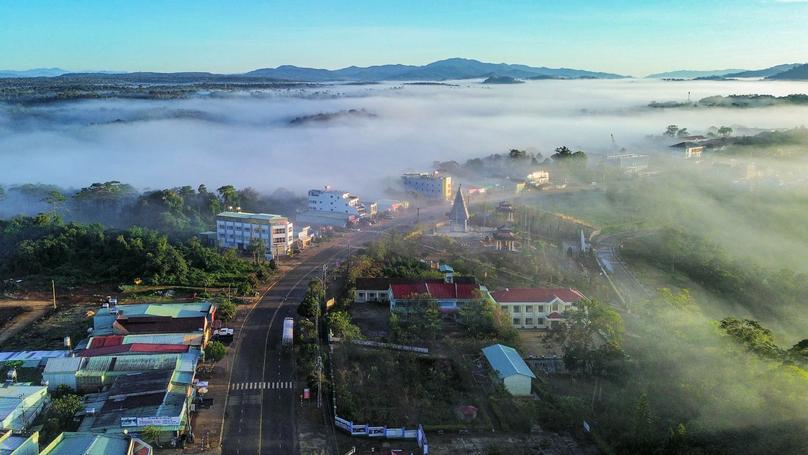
335, 416, 351, 431
121, 416, 182, 427
367, 426, 385, 437
385, 428, 404, 438
303, 388, 310, 399
350, 424, 367, 435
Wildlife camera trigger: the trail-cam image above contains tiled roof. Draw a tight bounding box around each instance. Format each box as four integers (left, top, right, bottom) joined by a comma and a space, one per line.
489, 288, 585, 304
482, 344, 536, 379
390, 283, 428, 299
547, 312, 564, 319
426, 283, 480, 299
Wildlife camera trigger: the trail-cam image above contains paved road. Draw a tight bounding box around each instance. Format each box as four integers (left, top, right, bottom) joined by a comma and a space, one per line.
221, 207, 437, 455
593, 230, 657, 308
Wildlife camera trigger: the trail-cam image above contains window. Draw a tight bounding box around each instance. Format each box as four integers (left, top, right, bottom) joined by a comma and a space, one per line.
553, 303, 560, 312
512, 317, 521, 326
513, 306, 521, 313
273, 228, 285, 235
538, 305, 545, 313
358, 292, 365, 299
537, 318, 544, 326
525, 317, 534, 326
367, 293, 375, 299
525, 305, 533, 313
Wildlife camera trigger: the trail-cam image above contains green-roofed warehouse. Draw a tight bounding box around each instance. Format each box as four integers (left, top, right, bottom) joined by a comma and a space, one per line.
40, 432, 152, 455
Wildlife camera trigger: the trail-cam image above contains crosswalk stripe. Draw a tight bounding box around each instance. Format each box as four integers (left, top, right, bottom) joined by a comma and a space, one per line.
230, 381, 296, 391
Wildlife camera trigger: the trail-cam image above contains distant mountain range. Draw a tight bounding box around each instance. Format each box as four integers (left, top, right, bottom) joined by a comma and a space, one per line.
245, 58, 627, 81
0, 68, 69, 78
767, 63, 808, 80
646, 69, 748, 79
725, 64, 801, 78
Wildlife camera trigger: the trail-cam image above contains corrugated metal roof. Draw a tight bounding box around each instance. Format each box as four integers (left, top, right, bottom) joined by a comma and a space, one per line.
80, 344, 190, 357
390, 283, 428, 299
95, 302, 212, 319
40, 432, 133, 455
482, 344, 536, 379
124, 333, 203, 346
43, 357, 83, 373
217, 211, 286, 221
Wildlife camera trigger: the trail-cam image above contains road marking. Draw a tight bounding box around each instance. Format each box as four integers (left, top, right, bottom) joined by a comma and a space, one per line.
231, 381, 294, 390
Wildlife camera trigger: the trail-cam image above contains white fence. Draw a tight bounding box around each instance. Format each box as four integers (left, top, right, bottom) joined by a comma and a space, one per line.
335, 416, 428, 453
350, 339, 429, 354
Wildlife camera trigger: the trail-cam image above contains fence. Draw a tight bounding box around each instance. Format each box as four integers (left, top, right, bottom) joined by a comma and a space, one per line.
350, 339, 429, 354
334, 416, 428, 453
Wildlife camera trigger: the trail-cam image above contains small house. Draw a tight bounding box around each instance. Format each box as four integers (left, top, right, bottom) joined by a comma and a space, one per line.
481, 344, 536, 396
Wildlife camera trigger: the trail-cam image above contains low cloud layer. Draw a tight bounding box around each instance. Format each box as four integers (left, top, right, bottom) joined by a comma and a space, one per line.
2, 79, 808, 200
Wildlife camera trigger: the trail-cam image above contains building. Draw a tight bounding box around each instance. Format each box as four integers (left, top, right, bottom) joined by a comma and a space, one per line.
76, 368, 194, 443
355, 276, 478, 303
295, 211, 355, 229
0, 351, 71, 369
91, 302, 217, 343
481, 344, 536, 396
43, 350, 200, 393
448, 186, 470, 233
388, 282, 483, 317
40, 432, 152, 455
375, 199, 408, 213
495, 202, 515, 221
669, 142, 703, 159
0, 383, 49, 430
605, 154, 649, 173
215, 211, 294, 256
492, 226, 517, 251
293, 225, 313, 249
78, 333, 205, 350
308, 187, 376, 217
488, 288, 586, 329
526, 170, 550, 185
402, 173, 452, 199
0, 430, 38, 455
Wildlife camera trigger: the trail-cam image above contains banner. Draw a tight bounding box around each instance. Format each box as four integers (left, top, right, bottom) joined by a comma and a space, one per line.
351, 424, 367, 435
385, 428, 404, 438
121, 416, 182, 427
335, 416, 351, 431
367, 426, 385, 437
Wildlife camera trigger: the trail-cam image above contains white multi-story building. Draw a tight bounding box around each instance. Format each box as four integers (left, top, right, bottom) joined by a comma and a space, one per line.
216, 212, 294, 255
488, 288, 585, 329
402, 173, 452, 199
526, 170, 550, 185
308, 187, 375, 217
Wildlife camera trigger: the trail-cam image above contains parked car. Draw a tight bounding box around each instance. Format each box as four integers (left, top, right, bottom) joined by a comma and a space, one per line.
217, 328, 234, 338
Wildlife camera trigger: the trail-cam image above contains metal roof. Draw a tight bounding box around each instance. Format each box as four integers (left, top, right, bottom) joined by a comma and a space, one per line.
43, 357, 83, 374
0, 433, 35, 455
217, 211, 286, 221
482, 344, 536, 379
40, 432, 137, 455
489, 288, 585, 304
95, 302, 212, 319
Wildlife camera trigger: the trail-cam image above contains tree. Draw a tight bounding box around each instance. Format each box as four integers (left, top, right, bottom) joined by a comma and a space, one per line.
141, 425, 162, 446
663, 125, 679, 137
205, 340, 227, 365
217, 300, 236, 324
51, 384, 77, 400
718, 126, 733, 138
325, 310, 361, 339
247, 236, 267, 264
217, 185, 239, 209
546, 299, 624, 372
788, 339, 808, 363
633, 394, 653, 443
459, 291, 519, 345
509, 149, 527, 159
421, 304, 443, 341
0, 185, 6, 203
676, 128, 689, 137
719, 317, 782, 359
50, 394, 84, 427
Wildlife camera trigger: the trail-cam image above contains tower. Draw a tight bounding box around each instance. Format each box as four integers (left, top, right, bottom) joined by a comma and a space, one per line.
449, 185, 469, 233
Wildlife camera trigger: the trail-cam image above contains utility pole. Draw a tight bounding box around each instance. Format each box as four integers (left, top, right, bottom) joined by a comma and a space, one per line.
415, 207, 420, 224
52, 280, 56, 309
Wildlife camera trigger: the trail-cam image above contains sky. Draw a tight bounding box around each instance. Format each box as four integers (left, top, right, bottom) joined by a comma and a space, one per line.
0, 0, 807, 76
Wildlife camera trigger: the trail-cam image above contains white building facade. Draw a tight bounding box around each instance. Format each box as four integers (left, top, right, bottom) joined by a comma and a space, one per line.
489, 288, 585, 329
216, 212, 294, 255
308, 187, 375, 217
402, 173, 452, 199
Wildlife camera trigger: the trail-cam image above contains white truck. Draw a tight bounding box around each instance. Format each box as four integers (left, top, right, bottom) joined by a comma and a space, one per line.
282, 317, 294, 351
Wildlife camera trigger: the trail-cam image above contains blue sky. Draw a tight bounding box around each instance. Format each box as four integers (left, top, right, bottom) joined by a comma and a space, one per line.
1, 0, 806, 76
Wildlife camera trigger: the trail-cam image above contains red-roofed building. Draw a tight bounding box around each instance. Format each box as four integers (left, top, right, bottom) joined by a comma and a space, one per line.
488, 288, 586, 329
389, 282, 483, 318
79, 343, 191, 357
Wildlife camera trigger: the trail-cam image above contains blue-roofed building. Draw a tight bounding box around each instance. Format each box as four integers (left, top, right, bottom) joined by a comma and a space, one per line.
481, 344, 536, 396
0, 430, 38, 455
40, 432, 152, 455
0, 383, 49, 430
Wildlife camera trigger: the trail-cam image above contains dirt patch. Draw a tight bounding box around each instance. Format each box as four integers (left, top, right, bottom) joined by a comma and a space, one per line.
1, 302, 97, 351
0, 306, 27, 327
519, 330, 564, 357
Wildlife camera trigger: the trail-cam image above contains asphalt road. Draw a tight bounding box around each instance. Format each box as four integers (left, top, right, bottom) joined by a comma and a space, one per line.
593, 230, 657, 308
221, 207, 437, 455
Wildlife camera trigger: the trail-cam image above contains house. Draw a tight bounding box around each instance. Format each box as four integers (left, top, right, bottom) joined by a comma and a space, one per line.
0, 351, 71, 369
375, 199, 408, 213
388, 282, 483, 317
40, 432, 152, 455
488, 288, 586, 329
0, 383, 49, 430
0, 430, 39, 455
669, 142, 703, 159
481, 344, 536, 396
76, 369, 193, 442
493, 226, 517, 251
402, 173, 452, 199
295, 211, 355, 229
215, 211, 294, 256
308, 187, 376, 217
448, 186, 470, 233
526, 170, 550, 185
43, 350, 200, 393
77, 333, 205, 351
354, 276, 478, 303
91, 302, 216, 343
293, 225, 313, 249
605, 154, 649, 173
